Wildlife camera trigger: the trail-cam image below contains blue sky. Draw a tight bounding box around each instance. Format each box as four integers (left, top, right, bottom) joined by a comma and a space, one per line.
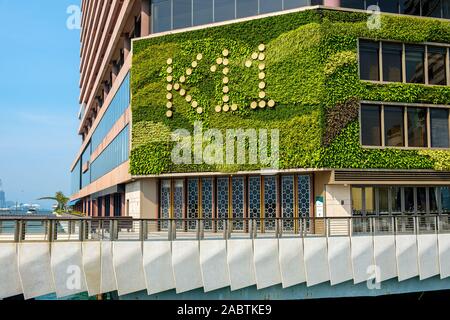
0, 0, 81, 209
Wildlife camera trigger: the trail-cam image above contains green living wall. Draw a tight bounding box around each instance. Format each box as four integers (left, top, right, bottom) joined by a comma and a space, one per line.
131, 8, 450, 175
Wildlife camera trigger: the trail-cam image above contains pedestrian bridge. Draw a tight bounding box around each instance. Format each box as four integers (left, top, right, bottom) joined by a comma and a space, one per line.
1, 216, 450, 300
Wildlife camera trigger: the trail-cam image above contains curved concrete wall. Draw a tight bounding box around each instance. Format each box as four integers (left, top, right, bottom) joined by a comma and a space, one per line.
3, 231, 450, 299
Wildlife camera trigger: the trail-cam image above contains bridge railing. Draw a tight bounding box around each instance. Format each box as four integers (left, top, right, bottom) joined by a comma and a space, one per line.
0, 215, 449, 242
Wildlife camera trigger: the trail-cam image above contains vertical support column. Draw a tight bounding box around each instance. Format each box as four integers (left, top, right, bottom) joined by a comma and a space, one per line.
110, 194, 115, 217
141, 0, 151, 37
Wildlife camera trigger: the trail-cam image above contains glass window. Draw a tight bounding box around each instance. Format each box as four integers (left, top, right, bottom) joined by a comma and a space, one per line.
282, 176, 295, 231
382, 43, 403, 82
340, 0, 365, 9
215, 0, 235, 22
400, 0, 421, 15
174, 179, 185, 229
441, 186, 450, 214
422, 0, 442, 17
366, 0, 378, 8
231, 177, 245, 230
379, 0, 400, 13
428, 46, 447, 85
408, 107, 428, 147
361, 104, 382, 146
236, 0, 258, 18
444, 0, 450, 18
216, 177, 229, 229
284, 0, 309, 10
202, 178, 214, 230
248, 176, 261, 229
391, 187, 402, 214
365, 187, 375, 214
431, 108, 450, 148
429, 187, 439, 214
193, 0, 214, 26
173, 0, 192, 29
352, 187, 363, 215
264, 176, 277, 230
187, 179, 199, 230
417, 187, 427, 213
384, 106, 405, 147
404, 187, 415, 213
152, 0, 172, 33
260, 0, 282, 13
406, 45, 425, 83
360, 40, 380, 81
297, 175, 311, 218
378, 187, 390, 214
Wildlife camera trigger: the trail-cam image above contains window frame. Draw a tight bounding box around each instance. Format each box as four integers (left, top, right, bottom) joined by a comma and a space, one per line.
360, 101, 450, 150
358, 38, 450, 86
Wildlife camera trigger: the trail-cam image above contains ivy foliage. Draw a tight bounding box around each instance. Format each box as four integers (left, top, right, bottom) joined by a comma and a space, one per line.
131, 8, 450, 175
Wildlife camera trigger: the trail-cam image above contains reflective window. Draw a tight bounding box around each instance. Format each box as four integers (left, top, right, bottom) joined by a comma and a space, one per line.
193, 0, 214, 26
442, 187, 450, 213
352, 187, 363, 215
298, 175, 311, 217
431, 108, 450, 148
365, 187, 375, 214
231, 177, 245, 230
408, 107, 428, 147
444, 0, 450, 18
417, 187, 427, 213
428, 46, 447, 85
284, 0, 309, 10
264, 176, 277, 230
406, 45, 425, 83
173, 0, 192, 29
384, 106, 405, 147
360, 40, 380, 81
187, 178, 199, 230
202, 178, 214, 230
90, 126, 130, 182
422, 0, 442, 17
160, 180, 171, 226
282, 176, 295, 231
215, 0, 236, 22
379, 0, 400, 13
216, 177, 229, 229
92, 73, 130, 151
382, 43, 403, 82
401, 0, 421, 15
404, 187, 415, 212
152, 0, 172, 33
361, 104, 381, 146
174, 179, 184, 229
260, 0, 282, 13
340, 0, 365, 10
391, 187, 402, 213
430, 187, 439, 213
378, 187, 389, 214
71, 160, 81, 195
237, 0, 258, 18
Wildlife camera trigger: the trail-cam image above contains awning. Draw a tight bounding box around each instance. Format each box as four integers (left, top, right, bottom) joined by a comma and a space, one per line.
67, 199, 82, 207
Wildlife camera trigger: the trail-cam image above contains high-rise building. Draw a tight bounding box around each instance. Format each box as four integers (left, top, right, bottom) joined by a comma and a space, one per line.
71, 0, 450, 219
66, 0, 450, 300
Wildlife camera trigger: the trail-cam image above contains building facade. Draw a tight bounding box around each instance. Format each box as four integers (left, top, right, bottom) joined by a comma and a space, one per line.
71, 0, 450, 227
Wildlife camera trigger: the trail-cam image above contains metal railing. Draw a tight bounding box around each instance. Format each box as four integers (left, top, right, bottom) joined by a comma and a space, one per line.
0, 215, 449, 242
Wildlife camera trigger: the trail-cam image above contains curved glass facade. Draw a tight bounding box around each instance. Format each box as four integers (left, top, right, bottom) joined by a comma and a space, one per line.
91, 72, 130, 152
151, 0, 322, 33
90, 125, 130, 182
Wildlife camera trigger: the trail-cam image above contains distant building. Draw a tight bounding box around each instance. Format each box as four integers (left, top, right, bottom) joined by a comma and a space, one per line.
0, 190, 5, 209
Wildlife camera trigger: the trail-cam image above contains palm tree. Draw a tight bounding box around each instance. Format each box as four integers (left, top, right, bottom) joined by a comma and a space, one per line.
38, 191, 70, 212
